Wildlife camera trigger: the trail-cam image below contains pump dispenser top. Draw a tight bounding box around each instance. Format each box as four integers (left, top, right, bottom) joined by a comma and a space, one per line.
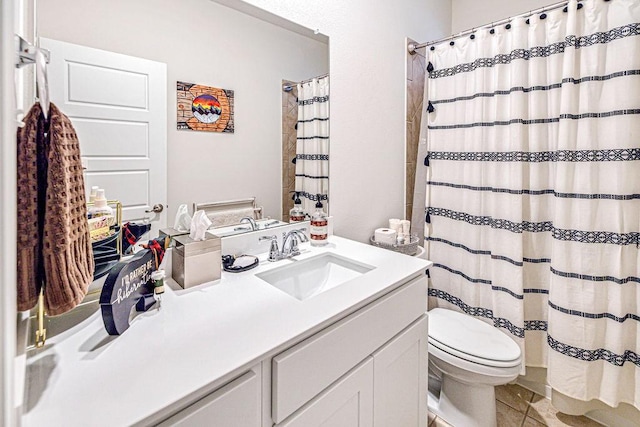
289, 191, 307, 223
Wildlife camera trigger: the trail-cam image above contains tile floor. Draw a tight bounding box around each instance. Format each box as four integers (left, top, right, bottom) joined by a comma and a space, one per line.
427, 384, 604, 427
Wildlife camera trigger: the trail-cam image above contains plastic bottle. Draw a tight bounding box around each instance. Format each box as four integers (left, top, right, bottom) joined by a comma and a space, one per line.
88, 189, 114, 217
89, 186, 99, 203
310, 194, 328, 246
289, 191, 307, 223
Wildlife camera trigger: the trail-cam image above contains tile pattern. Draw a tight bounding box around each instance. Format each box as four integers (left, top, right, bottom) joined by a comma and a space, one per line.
281, 81, 299, 221
427, 385, 604, 427
406, 38, 426, 220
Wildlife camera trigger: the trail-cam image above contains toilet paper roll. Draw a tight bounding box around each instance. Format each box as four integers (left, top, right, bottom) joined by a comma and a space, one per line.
375, 228, 397, 245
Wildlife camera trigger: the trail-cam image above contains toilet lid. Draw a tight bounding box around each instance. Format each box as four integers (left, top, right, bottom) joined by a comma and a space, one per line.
428, 308, 521, 364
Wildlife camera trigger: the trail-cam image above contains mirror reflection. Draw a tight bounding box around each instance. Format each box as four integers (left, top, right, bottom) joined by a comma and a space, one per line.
36, 0, 329, 287
281, 74, 330, 221
194, 197, 288, 238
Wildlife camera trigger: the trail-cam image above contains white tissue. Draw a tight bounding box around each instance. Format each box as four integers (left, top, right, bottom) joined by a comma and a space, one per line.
174, 204, 192, 232
375, 228, 397, 245
189, 210, 212, 241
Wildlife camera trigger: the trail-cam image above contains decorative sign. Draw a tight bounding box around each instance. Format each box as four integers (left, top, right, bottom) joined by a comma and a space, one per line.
99, 250, 157, 335
177, 81, 234, 133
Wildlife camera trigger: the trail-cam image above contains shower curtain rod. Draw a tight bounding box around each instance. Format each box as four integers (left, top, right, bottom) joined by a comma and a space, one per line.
283, 73, 329, 91
408, 0, 585, 54
299, 73, 329, 85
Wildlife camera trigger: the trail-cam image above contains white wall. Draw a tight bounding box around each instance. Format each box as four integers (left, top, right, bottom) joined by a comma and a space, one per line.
237, 0, 452, 242
36, 0, 328, 224
452, 0, 552, 33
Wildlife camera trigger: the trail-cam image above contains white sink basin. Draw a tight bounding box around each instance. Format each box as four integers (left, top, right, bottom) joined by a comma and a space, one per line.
256, 253, 375, 301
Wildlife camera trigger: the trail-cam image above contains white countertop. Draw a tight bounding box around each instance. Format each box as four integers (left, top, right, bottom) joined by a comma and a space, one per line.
22, 236, 431, 426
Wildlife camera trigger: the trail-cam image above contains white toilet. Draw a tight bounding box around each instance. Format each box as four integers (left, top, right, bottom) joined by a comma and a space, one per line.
427, 308, 522, 427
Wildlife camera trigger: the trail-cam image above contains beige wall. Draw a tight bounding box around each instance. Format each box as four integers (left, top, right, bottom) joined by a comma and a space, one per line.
452, 0, 552, 33
36, 0, 329, 224
38, 0, 453, 243
238, 0, 452, 242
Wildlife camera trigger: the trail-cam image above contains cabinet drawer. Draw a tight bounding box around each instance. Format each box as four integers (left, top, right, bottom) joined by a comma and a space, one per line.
158, 366, 261, 427
272, 276, 426, 423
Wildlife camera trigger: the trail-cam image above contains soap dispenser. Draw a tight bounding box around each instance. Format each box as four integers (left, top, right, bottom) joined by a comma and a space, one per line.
310, 194, 328, 246
88, 189, 114, 218
289, 191, 307, 223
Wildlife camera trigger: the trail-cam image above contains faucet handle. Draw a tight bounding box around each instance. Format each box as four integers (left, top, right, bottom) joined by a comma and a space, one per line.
289, 235, 301, 256
259, 235, 279, 262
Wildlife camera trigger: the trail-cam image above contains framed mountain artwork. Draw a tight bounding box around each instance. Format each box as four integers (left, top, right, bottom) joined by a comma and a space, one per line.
177, 81, 234, 133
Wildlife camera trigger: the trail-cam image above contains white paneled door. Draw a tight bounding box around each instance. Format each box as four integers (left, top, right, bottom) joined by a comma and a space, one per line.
41, 38, 167, 238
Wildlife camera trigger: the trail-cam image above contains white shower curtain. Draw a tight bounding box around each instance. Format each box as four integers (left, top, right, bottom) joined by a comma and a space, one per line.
424, 0, 640, 409
295, 76, 329, 214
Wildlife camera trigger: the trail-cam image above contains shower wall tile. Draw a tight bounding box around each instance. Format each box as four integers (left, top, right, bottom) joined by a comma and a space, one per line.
282, 81, 298, 220
407, 45, 414, 82
406, 119, 421, 164
407, 82, 423, 123
406, 162, 416, 204
406, 38, 426, 222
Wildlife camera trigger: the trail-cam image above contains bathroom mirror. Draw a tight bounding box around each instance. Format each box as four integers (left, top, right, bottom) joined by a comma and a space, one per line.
36, 0, 329, 243
31, 0, 329, 313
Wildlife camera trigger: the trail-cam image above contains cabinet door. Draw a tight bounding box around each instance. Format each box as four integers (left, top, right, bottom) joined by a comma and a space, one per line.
157, 365, 261, 427
276, 357, 373, 427
272, 276, 426, 423
373, 315, 428, 427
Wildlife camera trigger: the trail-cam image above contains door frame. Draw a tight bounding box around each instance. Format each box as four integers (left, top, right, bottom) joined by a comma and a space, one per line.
2, 0, 35, 424
1, 0, 18, 424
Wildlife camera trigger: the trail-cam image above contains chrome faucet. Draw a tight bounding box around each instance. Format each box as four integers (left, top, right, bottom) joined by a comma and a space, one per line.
240, 217, 257, 231
258, 229, 309, 262
281, 229, 309, 257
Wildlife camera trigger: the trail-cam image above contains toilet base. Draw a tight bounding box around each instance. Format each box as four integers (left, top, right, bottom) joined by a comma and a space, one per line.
428, 373, 498, 427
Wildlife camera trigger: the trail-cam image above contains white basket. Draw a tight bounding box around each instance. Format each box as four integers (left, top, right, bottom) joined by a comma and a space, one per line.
370, 234, 419, 256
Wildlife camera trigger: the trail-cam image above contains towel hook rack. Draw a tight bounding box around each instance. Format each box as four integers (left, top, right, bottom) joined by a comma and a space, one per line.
15, 35, 50, 68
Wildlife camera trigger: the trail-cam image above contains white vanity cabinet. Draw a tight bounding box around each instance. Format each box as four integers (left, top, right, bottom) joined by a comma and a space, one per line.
274, 316, 428, 427
157, 365, 262, 427
157, 275, 427, 427
271, 276, 427, 426
22, 237, 432, 427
